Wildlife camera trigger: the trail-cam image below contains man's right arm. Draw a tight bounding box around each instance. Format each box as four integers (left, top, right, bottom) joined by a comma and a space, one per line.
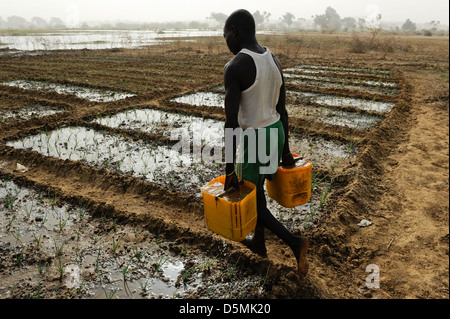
223, 61, 241, 190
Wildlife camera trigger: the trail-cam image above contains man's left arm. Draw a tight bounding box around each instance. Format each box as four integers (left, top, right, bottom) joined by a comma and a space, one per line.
273, 54, 296, 166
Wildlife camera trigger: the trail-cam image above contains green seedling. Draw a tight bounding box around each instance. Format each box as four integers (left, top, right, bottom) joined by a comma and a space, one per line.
50, 193, 57, 209
91, 232, 102, 244
55, 259, 64, 282
53, 239, 65, 257
33, 234, 42, 247
4, 194, 17, 210
94, 249, 101, 272
9, 230, 22, 244
103, 287, 118, 299
121, 260, 134, 296
14, 246, 25, 265
40, 214, 48, 226
277, 209, 285, 222
7, 214, 16, 229
58, 214, 68, 232
181, 243, 190, 256
319, 178, 334, 209
182, 266, 196, 283
76, 279, 86, 293
347, 140, 358, 154
260, 265, 271, 292
37, 259, 47, 275
133, 244, 154, 262
138, 279, 149, 293
311, 172, 327, 191
155, 255, 169, 271
200, 255, 218, 271
111, 234, 125, 253
24, 200, 34, 218
157, 240, 176, 248
227, 257, 241, 279
24, 282, 42, 299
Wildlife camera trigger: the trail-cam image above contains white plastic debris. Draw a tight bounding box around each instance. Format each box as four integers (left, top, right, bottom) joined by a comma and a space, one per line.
357, 219, 372, 227
15, 163, 28, 173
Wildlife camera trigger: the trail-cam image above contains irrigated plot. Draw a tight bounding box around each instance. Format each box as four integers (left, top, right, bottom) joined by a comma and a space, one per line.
93, 108, 224, 146
92, 107, 356, 231
2, 80, 136, 102
170, 92, 224, 108
0, 105, 66, 123
169, 88, 384, 131
6, 126, 222, 193
284, 65, 393, 78
286, 103, 382, 130
0, 177, 269, 299
285, 77, 399, 96
287, 91, 394, 113
283, 72, 398, 88
91, 108, 357, 170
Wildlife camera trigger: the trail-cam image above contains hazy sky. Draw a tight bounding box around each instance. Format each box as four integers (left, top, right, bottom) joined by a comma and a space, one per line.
0, 0, 448, 25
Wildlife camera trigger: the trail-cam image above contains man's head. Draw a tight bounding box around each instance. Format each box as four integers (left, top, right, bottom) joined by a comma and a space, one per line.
223, 9, 256, 55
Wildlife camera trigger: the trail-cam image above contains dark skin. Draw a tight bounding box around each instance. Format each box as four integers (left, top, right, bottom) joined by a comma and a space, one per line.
223, 24, 297, 191
220, 14, 309, 277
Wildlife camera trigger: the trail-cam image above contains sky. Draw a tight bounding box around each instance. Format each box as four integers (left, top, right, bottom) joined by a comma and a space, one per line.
0, 0, 448, 25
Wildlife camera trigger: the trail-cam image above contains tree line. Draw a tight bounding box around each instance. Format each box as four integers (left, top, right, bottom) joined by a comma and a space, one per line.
0, 16, 66, 29
0, 7, 448, 36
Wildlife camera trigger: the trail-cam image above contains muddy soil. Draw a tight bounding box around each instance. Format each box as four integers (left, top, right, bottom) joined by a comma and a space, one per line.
0, 34, 448, 300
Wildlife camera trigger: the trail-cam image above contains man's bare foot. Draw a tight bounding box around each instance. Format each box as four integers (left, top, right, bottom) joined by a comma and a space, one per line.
241, 236, 268, 258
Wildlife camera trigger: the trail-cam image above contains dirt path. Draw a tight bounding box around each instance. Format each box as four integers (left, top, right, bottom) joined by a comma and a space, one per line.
340, 69, 449, 299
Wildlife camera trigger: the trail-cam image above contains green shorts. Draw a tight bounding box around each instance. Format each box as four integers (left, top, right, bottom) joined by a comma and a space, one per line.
236, 120, 285, 190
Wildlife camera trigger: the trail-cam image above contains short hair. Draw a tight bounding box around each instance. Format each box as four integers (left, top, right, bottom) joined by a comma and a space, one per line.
225, 9, 256, 37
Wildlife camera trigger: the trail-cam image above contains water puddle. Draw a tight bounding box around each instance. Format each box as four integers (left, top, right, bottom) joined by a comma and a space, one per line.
284, 72, 397, 88
284, 65, 392, 78
92, 108, 356, 169
0, 105, 66, 123
287, 91, 394, 113
286, 78, 398, 96
170, 92, 224, 108
287, 103, 382, 130
0, 177, 270, 299
2, 80, 136, 102
0, 29, 222, 51
93, 108, 224, 146
6, 126, 222, 193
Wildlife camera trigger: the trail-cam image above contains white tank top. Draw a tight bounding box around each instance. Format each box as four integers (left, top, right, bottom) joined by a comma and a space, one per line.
237, 47, 282, 129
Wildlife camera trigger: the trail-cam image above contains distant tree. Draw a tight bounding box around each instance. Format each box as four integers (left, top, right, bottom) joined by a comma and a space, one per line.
31, 17, 48, 29
7, 15, 29, 29
358, 18, 366, 31
210, 12, 227, 26
49, 17, 66, 29
297, 17, 306, 29
0, 16, 4, 29
342, 17, 356, 31
280, 12, 295, 28
365, 13, 382, 45
429, 20, 440, 32
188, 20, 207, 29
402, 19, 417, 33
314, 7, 342, 33
253, 10, 271, 27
